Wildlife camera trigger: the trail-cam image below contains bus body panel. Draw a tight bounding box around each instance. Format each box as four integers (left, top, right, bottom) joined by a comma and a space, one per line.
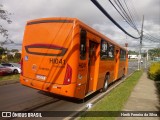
21, 18, 81, 98
22, 19, 74, 82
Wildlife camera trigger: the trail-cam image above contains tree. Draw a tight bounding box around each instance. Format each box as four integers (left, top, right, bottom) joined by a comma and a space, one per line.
0, 4, 12, 43
148, 48, 160, 59
11, 49, 19, 53
0, 47, 5, 55
128, 50, 138, 55
14, 52, 21, 59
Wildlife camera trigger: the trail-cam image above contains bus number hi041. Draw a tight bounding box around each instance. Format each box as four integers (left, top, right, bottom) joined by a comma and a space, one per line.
50, 58, 66, 65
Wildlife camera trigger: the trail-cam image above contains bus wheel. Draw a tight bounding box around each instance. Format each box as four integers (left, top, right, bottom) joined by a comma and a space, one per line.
103, 74, 110, 92
122, 68, 125, 78
122, 74, 125, 79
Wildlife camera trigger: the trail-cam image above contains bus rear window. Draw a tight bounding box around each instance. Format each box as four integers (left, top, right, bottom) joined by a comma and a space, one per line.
80, 29, 86, 60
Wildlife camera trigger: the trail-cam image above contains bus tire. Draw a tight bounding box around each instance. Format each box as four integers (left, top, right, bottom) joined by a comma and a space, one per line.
122, 73, 125, 78
102, 74, 110, 92
122, 68, 125, 78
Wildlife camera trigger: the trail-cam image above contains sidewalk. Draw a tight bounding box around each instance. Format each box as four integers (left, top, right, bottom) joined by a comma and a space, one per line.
117, 72, 160, 120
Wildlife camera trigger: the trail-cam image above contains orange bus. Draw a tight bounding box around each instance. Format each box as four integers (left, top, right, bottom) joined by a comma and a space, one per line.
20, 17, 128, 99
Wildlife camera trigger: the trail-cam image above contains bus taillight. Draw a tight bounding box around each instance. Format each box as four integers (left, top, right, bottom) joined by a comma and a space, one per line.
63, 64, 72, 85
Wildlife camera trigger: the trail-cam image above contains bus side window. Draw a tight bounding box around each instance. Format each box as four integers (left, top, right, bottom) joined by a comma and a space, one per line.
120, 49, 126, 60
80, 29, 87, 60
108, 43, 114, 58
100, 39, 108, 59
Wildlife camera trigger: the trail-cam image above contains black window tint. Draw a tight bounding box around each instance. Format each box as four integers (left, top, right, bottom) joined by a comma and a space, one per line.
108, 43, 114, 58
100, 40, 108, 59
2, 64, 7, 66
101, 40, 114, 59
2, 64, 12, 67
80, 29, 86, 60
7, 64, 11, 67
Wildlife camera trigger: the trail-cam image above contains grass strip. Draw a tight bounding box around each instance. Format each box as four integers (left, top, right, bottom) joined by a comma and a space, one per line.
0, 74, 20, 81
80, 70, 143, 120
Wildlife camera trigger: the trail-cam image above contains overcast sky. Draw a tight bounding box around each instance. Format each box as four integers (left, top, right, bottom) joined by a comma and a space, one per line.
0, 0, 160, 51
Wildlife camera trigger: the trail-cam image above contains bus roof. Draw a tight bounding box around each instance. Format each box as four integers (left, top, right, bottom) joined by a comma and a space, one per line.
27, 17, 126, 51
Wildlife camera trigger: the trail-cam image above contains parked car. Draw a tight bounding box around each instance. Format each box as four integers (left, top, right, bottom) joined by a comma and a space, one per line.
1, 63, 21, 74
0, 64, 12, 76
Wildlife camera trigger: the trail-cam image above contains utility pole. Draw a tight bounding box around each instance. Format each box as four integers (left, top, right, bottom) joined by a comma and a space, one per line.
144, 50, 147, 69
138, 15, 144, 70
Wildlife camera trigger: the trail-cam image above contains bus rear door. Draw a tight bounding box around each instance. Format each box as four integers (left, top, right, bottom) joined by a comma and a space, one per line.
85, 40, 99, 94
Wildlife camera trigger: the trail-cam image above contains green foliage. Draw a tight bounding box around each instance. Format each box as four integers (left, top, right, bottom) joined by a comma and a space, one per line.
128, 50, 138, 55
0, 47, 5, 55
0, 53, 21, 63
7, 54, 20, 63
13, 53, 21, 63
142, 52, 147, 57
14, 53, 21, 59
7, 54, 14, 60
148, 62, 160, 81
11, 49, 19, 53
148, 48, 160, 60
0, 46, 21, 63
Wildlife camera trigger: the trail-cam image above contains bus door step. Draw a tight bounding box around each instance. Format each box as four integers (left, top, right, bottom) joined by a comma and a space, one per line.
85, 91, 95, 97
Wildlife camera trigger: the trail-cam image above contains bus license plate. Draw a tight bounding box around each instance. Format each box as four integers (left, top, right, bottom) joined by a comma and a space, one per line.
36, 75, 46, 80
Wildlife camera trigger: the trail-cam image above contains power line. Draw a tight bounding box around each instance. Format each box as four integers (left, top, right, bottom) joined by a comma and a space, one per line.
144, 31, 160, 41
115, 0, 139, 32
108, 0, 137, 32
130, 0, 141, 26
143, 31, 160, 43
122, 0, 140, 33
143, 35, 160, 42
91, 0, 140, 39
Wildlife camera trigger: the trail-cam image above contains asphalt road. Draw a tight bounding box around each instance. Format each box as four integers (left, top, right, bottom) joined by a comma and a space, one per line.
0, 61, 139, 118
